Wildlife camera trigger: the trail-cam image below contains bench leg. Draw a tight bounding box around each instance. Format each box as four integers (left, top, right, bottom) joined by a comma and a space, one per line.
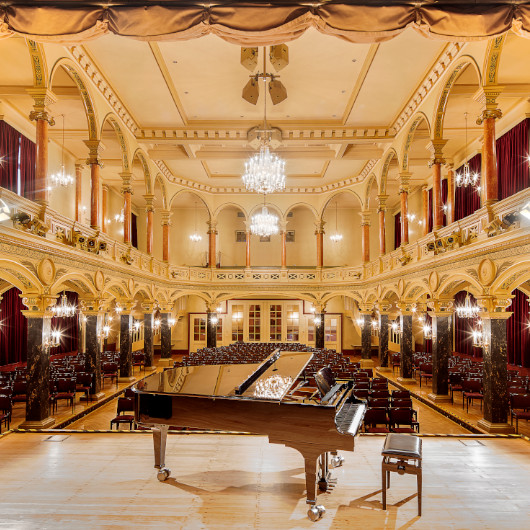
382, 463, 387, 510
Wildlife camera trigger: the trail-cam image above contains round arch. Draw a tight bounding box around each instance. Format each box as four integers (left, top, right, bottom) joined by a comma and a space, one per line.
213, 202, 248, 222
101, 112, 131, 173
132, 148, 153, 196
50, 272, 98, 298
284, 202, 318, 223
26, 39, 48, 88
169, 189, 212, 218
153, 173, 168, 210
362, 173, 378, 209
0, 259, 42, 294
320, 189, 362, 220
379, 148, 399, 196
400, 112, 431, 173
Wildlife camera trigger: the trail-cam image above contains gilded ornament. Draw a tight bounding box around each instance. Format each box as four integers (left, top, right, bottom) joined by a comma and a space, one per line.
37, 258, 56, 286
94, 270, 104, 291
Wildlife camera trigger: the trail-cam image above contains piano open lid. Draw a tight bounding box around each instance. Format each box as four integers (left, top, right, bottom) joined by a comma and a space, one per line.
135, 350, 313, 401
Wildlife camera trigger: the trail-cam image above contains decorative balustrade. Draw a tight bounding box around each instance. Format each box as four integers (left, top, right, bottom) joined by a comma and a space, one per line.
1, 186, 529, 288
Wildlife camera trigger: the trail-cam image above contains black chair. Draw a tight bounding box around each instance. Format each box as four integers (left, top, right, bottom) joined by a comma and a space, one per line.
54, 378, 77, 413
101, 362, 119, 388
110, 397, 135, 430
389, 407, 419, 433
0, 395, 12, 433
363, 407, 390, 433
76, 372, 93, 403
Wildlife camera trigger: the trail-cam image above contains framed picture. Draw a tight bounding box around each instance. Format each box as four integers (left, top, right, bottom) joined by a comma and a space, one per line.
286, 230, 295, 243
235, 230, 246, 243
259, 235, 271, 242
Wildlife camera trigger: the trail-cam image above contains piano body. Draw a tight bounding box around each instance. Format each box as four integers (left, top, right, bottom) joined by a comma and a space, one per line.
133, 349, 366, 521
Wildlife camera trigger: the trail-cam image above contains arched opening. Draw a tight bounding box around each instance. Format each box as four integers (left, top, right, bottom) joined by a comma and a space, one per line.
248, 202, 282, 268
216, 204, 246, 268
285, 204, 317, 268
0, 285, 28, 367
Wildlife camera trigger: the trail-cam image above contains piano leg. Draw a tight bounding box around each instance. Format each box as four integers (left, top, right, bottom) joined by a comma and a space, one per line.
318, 453, 338, 492
304, 455, 326, 521
153, 424, 171, 482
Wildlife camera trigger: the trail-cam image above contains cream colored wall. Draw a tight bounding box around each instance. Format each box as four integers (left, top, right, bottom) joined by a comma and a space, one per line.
136, 208, 147, 253
217, 208, 246, 267
173, 295, 205, 352
407, 186, 424, 244
47, 143, 76, 220
170, 208, 209, 266
250, 231, 282, 267
286, 208, 317, 267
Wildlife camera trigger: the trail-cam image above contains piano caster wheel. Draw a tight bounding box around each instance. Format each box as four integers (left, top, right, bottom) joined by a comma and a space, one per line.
157, 468, 171, 482
307, 505, 326, 521
330, 455, 345, 468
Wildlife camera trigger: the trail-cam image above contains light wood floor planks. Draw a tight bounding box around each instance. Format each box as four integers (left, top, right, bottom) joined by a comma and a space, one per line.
0, 433, 528, 529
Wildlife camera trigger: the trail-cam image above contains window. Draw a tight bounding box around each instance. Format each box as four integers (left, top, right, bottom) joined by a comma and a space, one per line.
286, 305, 299, 341
248, 304, 261, 341
325, 317, 337, 342
193, 318, 206, 341
232, 304, 244, 341
216, 317, 223, 342
270, 304, 282, 341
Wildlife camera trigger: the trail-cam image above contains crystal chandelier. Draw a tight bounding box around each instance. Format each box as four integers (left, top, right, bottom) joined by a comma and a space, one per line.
472, 320, 486, 347
51, 115, 74, 187
455, 292, 480, 319
329, 200, 343, 242
52, 293, 77, 318
189, 201, 202, 242
250, 194, 279, 237
456, 112, 480, 189
114, 208, 124, 223
423, 323, 432, 339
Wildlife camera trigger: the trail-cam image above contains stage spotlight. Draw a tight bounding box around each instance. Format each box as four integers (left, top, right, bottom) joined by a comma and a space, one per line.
242, 78, 259, 105
269, 79, 287, 105
241, 47, 258, 72
269, 44, 289, 71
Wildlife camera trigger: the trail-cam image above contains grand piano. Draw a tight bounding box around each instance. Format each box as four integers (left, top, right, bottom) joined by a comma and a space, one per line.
133, 349, 366, 521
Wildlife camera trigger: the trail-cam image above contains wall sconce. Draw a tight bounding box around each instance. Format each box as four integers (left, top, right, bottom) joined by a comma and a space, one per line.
44, 329, 62, 349
168, 318, 176, 326
154, 318, 161, 331
210, 315, 219, 325
115, 304, 123, 314
371, 319, 379, 331
356, 318, 363, 327
423, 324, 432, 339
313, 315, 322, 325
133, 321, 140, 332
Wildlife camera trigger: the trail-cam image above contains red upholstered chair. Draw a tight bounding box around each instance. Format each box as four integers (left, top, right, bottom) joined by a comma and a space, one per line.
462, 379, 483, 412
419, 363, 433, 388
11, 380, 27, 403
0, 395, 12, 433
54, 378, 77, 413
391, 353, 401, 374
389, 407, 419, 433
76, 372, 93, 403
510, 394, 530, 434
449, 372, 463, 403
363, 407, 390, 433
110, 397, 135, 430
133, 351, 146, 373
367, 397, 390, 409
101, 361, 119, 388
391, 390, 411, 400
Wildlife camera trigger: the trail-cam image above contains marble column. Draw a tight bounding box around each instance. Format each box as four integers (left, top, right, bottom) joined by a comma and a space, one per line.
315, 222, 325, 268
84, 140, 102, 230
422, 186, 429, 236
315, 313, 325, 349
377, 195, 388, 256
20, 309, 54, 428
429, 313, 452, 403
143, 309, 156, 371
378, 312, 390, 371
84, 312, 104, 398
119, 310, 134, 382
477, 313, 513, 433
207, 311, 218, 348
398, 172, 411, 245
398, 313, 414, 383
160, 312, 172, 365
432, 161, 444, 230
101, 184, 108, 234
161, 210, 171, 263
121, 172, 133, 245
75, 164, 83, 223
208, 220, 217, 268
28, 88, 56, 207
144, 195, 155, 255
360, 313, 372, 360
361, 212, 370, 263
245, 230, 251, 268
446, 164, 455, 225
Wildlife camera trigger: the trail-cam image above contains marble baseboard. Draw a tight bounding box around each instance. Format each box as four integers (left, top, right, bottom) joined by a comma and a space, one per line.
19, 417, 55, 429
428, 393, 452, 403
477, 419, 515, 434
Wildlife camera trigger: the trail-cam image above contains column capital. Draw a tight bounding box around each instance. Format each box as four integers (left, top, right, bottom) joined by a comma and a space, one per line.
377, 194, 389, 211
120, 172, 133, 194
427, 298, 454, 315
20, 294, 57, 316
160, 209, 172, 225
158, 302, 174, 313
396, 300, 416, 315
360, 210, 371, 226
473, 85, 504, 112
398, 172, 411, 193
477, 108, 503, 125
78, 296, 109, 315
427, 139, 447, 166
144, 194, 155, 212
375, 300, 392, 313
314, 220, 325, 234
27, 88, 57, 122
114, 300, 137, 315
84, 140, 104, 166
279, 220, 288, 232
476, 295, 513, 314
207, 219, 218, 233
141, 300, 157, 313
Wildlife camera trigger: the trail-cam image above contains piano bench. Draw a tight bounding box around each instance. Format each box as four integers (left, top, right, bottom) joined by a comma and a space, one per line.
381, 433, 422, 516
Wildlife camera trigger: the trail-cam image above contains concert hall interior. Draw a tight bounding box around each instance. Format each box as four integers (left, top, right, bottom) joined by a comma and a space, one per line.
1, 1, 530, 528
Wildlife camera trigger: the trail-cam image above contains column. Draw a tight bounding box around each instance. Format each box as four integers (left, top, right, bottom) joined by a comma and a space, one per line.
84, 140, 102, 230
428, 139, 448, 231
360, 311, 372, 366
208, 220, 217, 268
398, 172, 411, 245
421, 185, 429, 236
245, 229, 251, 268
160, 307, 173, 366
377, 195, 388, 256
446, 164, 455, 225
28, 89, 56, 207
81, 298, 105, 399
19, 295, 56, 429
476, 299, 513, 433
207, 310, 218, 348
280, 226, 287, 269
315, 312, 325, 349
120, 172, 133, 244
142, 302, 156, 371
101, 184, 108, 234
428, 301, 453, 403
315, 221, 325, 268
397, 303, 415, 383
361, 212, 370, 264
378, 312, 390, 371
118, 302, 135, 382
161, 210, 171, 263
144, 194, 155, 255
75, 163, 83, 223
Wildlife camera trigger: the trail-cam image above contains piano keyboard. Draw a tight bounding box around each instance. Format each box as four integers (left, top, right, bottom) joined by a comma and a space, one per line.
335, 402, 366, 435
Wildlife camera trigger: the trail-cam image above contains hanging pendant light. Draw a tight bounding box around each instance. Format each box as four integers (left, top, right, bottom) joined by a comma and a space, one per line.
189, 201, 202, 242
455, 112, 481, 189
250, 195, 279, 237
50, 115, 74, 187
329, 200, 343, 242
52, 292, 77, 318
455, 292, 480, 319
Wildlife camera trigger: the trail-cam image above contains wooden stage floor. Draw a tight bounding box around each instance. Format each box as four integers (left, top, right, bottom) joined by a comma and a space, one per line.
0, 432, 528, 529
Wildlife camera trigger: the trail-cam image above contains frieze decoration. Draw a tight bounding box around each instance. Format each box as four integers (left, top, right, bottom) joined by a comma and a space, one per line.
500, 269, 528, 291
484, 35, 506, 86
37, 258, 55, 286
426, 231, 460, 254
429, 271, 439, 292
94, 270, 104, 291
477, 258, 497, 286
465, 268, 480, 281
12, 212, 49, 237
26, 40, 46, 87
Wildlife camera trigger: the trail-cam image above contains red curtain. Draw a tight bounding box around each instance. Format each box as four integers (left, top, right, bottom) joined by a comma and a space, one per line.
441, 178, 448, 226
132, 212, 138, 249
0, 287, 28, 366
19, 134, 36, 200
394, 212, 401, 249
455, 154, 481, 221
0, 120, 20, 194
428, 188, 433, 233
507, 289, 530, 368
454, 290, 482, 359
50, 291, 79, 355
496, 118, 530, 201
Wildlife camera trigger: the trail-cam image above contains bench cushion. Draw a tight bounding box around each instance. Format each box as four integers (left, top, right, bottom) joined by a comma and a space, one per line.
382, 433, 422, 459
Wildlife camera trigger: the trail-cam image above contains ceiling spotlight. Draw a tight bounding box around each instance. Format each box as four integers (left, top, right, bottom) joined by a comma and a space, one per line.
268, 79, 287, 105
241, 47, 258, 72
242, 78, 259, 105
269, 44, 289, 71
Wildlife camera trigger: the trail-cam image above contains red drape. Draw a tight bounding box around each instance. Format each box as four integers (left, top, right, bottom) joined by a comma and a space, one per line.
455, 154, 482, 221
0, 286, 28, 366
441, 178, 448, 226
50, 291, 79, 355
428, 188, 433, 233
19, 134, 36, 200
496, 118, 530, 201
394, 212, 401, 249
454, 290, 482, 359
132, 212, 138, 249
507, 289, 530, 368
0, 120, 20, 194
